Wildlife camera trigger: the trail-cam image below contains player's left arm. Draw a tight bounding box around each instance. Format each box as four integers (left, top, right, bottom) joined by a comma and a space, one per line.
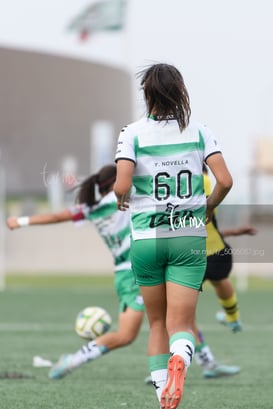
201, 125, 233, 222
205, 153, 233, 222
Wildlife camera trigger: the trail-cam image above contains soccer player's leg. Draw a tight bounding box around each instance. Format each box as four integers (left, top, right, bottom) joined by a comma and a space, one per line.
49, 270, 145, 380
213, 280, 242, 332
160, 236, 206, 408
206, 250, 242, 332
194, 328, 240, 378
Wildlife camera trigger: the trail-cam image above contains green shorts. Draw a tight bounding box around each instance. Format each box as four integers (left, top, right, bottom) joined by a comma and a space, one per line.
130, 236, 207, 290
114, 269, 145, 313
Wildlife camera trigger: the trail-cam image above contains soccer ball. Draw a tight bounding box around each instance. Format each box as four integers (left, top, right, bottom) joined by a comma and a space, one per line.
75, 306, 112, 340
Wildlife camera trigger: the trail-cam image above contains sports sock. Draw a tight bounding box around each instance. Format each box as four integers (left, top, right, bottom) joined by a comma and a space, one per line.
219, 293, 240, 322
72, 341, 109, 366
148, 354, 169, 402
195, 342, 216, 368
169, 332, 195, 369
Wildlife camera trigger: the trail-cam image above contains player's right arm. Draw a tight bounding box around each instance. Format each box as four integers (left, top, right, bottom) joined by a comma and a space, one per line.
6, 209, 73, 230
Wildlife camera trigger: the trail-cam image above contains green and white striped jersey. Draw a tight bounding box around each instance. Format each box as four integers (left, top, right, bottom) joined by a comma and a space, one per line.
69, 191, 131, 272
115, 117, 221, 240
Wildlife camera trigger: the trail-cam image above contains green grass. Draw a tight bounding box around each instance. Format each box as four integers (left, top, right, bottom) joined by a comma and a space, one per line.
5, 274, 114, 289
0, 275, 273, 409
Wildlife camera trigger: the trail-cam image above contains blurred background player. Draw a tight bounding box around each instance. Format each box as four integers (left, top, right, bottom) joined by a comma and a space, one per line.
7, 164, 145, 379
193, 165, 257, 377
202, 165, 257, 332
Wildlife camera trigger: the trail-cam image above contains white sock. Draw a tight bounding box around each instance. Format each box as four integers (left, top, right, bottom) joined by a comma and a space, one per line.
72, 341, 104, 366
195, 345, 216, 368
150, 369, 168, 402
170, 338, 195, 369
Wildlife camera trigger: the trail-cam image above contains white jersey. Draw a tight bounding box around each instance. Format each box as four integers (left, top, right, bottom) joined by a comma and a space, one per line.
115, 117, 221, 240
69, 191, 131, 272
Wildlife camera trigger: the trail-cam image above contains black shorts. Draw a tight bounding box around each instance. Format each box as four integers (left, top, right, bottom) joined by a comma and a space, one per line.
203, 245, 233, 281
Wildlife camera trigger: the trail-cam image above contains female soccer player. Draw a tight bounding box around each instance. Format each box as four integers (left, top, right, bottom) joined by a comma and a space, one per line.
202, 165, 256, 334
193, 167, 256, 378
7, 165, 145, 379
114, 63, 233, 409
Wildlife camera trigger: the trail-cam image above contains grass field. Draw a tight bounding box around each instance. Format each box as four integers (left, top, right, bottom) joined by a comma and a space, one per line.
0, 275, 273, 409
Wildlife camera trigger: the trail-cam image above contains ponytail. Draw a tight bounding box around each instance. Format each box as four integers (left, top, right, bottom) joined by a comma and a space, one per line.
75, 164, 117, 207
76, 174, 97, 207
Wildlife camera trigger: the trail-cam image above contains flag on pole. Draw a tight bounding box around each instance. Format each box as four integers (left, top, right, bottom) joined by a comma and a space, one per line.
67, 0, 127, 41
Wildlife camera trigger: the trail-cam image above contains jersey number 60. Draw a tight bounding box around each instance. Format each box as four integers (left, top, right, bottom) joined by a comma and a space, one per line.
154, 170, 192, 201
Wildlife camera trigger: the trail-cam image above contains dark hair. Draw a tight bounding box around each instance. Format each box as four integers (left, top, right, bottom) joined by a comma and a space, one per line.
138, 63, 191, 132
76, 165, 116, 207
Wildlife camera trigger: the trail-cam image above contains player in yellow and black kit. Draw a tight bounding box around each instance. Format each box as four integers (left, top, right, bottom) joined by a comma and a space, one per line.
203, 165, 256, 330
193, 165, 256, 377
